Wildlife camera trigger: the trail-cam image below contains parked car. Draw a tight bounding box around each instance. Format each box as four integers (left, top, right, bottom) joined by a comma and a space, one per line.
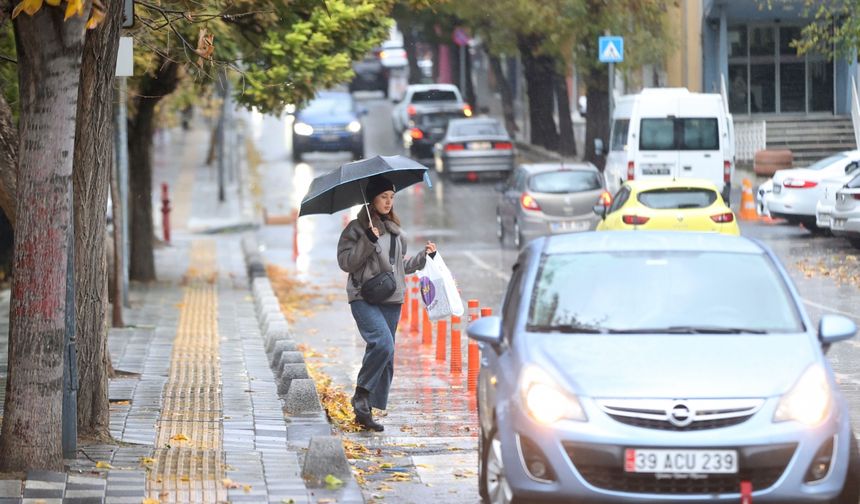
349, 53, 388, 97
766, 150, 860, 232
830, 172, 860, 248
434, 118, 514, 180
496, 163, 604, 248
403, 110, 467, 160
595, 178, 740, 235
468, 230, 859, 503
816, 170, 860, 230
391, 84, 470, 135
292, 91, 366, 162
602, 88, 735, 203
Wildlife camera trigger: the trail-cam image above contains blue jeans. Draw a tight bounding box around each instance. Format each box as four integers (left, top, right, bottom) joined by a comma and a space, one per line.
350, 300, 402, 410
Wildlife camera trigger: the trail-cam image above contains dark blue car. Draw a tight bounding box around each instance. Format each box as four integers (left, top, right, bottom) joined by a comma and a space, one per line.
292, 91, 366, 162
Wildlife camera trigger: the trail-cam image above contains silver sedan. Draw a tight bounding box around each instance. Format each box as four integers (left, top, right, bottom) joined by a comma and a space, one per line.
434, 118, 514, 180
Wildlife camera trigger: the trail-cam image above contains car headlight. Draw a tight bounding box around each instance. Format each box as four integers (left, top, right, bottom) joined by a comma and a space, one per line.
294, 122, 313, 136
774, 365, 832, 426
519, 365, 586, 424
347, 120, 362, 133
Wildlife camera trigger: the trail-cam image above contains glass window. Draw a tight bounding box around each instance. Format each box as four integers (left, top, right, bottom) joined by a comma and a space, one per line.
610, 119, 630, 151
780, 62, 805, 113
728, 65, 748, 114
502, 264, 523, 339
681, 118, 719, 150
750, 27, 775, 56
412, 90, 459, 102
608, 186, 630, 214
637, 188, 718, 209
750, 64, 776, 113
847, 172, 860, 189
729, 26, 747, 58
529, 170, 602, 193
527, 252, 803, 333
639, 118, 675, 150
780, 26, 802, 55
304, 95, 353, 114
809, 60, 834, 112
807, 153, 848, 171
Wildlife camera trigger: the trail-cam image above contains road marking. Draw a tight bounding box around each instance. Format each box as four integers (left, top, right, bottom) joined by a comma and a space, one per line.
463, 251, 510, 281
802, 298, 860, 321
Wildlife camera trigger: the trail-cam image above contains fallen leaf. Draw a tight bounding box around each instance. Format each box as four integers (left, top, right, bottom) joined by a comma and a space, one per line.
324, 474, 343, 490
170, 433, 190, 442
388, 472, 411, 482
139, 457, 156, 467
180, 475, 190, 482
142, 499, 159, 504
95, 461, 112, 469
222, 478, 240, 489
243, 485, 252, 493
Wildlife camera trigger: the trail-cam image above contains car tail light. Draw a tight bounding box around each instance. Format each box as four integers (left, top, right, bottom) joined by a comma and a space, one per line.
627, 161, 635, 181
410, 128, 424, 140
622, 215, 649, 225
724, 160, 732, 183
445, 143, 465, 152
520, 193, 541, 211
852, 193, 860, 200
783, 178, 818, 189
463, 104, 473, 117
494, 142, 513, 150
710, 212, 735, 223
598, 190, 612, 206
407, 105, 417, 116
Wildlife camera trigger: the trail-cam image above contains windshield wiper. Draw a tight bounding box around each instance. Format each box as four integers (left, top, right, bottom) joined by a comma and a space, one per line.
608, 326, 768, 334
527, 324, 606, 334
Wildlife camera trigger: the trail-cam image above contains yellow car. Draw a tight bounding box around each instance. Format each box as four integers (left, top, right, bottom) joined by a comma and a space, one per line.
594, 178, 740, 235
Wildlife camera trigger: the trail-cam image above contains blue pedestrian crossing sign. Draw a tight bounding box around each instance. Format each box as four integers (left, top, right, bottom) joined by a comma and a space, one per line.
599, 36, 624, 63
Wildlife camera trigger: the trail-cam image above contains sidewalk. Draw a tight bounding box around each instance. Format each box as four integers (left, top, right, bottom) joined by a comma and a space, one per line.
0, 123, 354, 503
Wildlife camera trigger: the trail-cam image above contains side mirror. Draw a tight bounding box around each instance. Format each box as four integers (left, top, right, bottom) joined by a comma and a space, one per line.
819, 314, 857, 345
593, 204, 607, 219
467, 316, 503, 349
594, 138, 605, 157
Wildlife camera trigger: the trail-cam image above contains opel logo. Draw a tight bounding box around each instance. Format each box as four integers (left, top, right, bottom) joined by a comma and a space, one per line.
668, 403, 694, 427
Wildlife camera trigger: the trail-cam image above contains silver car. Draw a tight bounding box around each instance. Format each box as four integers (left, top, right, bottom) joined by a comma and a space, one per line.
496, 163, 605, 248
830, 172, 860, 249
434, 118, 514, 179
468, 231, 859, 503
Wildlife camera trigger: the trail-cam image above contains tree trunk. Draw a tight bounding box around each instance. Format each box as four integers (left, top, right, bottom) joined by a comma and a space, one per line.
554, 70, 576, 157
0, 94, 17, 227
464, 44, 477, 110
128, 59, 179, 282
401, 24, 422, 85
518, 36, 558, 151
0, 4, 88, 472
489, 53, 518, 137
72, 0, 122, 441
584, 64, 610, 171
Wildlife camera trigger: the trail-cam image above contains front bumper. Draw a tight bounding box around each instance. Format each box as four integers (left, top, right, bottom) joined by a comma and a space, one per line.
497, 396, 852, 502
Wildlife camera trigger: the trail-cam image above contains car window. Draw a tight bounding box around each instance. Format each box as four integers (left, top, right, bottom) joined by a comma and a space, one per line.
681, 118, 719, 150
454, 123, 503, 136
637, 188, 718, 209
844, 161, 860, 175
528, 251, 803, 333
807, 153, 848, 171
848, 172, 860, 189
608, 186, 630, 213
640, 119, 675, 150
412, 90, 459, 102
304, 96, 353, 114
514, 170, 528, 191
529, 171, 602, 193
640, 118, 719, 151
610, 119, 629, 151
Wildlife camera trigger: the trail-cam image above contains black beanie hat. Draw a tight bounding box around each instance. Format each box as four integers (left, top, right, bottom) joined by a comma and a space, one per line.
365, 175, 395, 202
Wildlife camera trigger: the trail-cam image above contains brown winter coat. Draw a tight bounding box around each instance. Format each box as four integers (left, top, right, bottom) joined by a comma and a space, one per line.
337, 216, 427, 304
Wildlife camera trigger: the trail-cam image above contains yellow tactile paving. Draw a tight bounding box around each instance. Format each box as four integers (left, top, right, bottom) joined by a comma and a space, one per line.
146, 240, 227, 503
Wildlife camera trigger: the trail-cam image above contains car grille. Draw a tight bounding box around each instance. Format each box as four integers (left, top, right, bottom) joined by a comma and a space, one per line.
597, 398, 763, 431
565, 443, 795, 495
313, 125, 349, 135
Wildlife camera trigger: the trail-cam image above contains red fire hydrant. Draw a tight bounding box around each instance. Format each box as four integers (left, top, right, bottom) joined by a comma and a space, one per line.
161, 182, 171, 244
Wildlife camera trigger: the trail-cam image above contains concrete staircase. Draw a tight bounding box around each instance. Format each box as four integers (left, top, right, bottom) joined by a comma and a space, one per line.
766, 116, 856, 167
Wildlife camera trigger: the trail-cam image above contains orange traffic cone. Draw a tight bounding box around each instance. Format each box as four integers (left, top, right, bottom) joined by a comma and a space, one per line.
739, 178, 758, 221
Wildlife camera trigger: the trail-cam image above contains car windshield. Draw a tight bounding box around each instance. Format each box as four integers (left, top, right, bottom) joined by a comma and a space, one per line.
527, 251, 803, 333
453, 122, 503, 137
412, 90, 459, 102
304, 96, 353, 115
807, 153, 848, 171
640, 118, 719, 151
529, 171, 601, 193
638, 188, 717, 209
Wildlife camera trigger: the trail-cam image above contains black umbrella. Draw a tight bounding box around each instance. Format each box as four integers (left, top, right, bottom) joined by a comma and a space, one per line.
298, 155, 430, 217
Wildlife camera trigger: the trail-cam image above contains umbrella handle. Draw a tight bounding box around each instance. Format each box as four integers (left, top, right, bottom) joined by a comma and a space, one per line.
362, 190, 373, 226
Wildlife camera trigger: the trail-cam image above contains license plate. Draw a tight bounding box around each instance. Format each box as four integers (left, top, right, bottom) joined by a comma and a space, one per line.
550, 220, 589, 232
833, 218, 846, 229
773, 185, 782, 194
624, 449, 738, 474
468, 141, 492, 150
642, 167, 671, 175
320, 135, 339, 142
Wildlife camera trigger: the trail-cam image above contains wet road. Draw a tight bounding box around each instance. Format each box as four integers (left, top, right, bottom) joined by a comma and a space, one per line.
242, 93, 860, 501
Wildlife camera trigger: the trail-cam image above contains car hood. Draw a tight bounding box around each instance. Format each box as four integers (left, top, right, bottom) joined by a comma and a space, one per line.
524, 333, 817, 399
296, 110, 356, 126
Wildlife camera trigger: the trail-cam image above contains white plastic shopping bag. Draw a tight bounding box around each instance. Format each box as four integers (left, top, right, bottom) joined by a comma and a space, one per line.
417, 252, 464, 320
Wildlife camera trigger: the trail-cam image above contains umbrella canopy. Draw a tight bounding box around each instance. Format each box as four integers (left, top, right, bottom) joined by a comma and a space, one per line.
299, 155, 430, 216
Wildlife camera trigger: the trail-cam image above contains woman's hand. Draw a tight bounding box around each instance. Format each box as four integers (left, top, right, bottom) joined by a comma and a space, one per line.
425, 241, 437, 255
370, 226, 380, 237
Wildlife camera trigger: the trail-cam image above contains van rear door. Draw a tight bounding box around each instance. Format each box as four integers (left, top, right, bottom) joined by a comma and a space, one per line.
638, 117, 679, 180
677, 117, 722, 185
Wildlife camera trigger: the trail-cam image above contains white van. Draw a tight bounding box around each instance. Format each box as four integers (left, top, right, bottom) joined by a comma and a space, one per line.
604, 88, 735, 203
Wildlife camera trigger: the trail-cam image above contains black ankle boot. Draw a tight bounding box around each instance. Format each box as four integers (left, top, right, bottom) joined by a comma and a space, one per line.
351, 389, 384, 432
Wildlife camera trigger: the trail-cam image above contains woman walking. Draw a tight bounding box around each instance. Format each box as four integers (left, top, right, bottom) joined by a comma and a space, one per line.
337, 175, 436, 431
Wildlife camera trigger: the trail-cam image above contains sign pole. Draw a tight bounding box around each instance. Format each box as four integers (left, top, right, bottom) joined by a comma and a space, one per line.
609, 61, 614, 133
